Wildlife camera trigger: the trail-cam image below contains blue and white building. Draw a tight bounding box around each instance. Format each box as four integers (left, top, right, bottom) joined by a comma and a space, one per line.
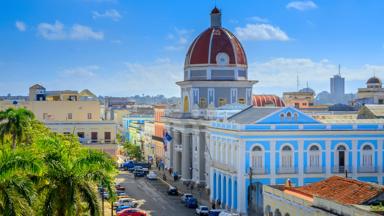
208, 106, 384, 214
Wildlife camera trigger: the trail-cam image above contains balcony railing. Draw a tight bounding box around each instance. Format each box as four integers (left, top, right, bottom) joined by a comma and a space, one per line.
332, 165, 353, 174
250, 167, 269, 175
304, 166, 325, 174
358, 166, 377, 173
277, 167, 298, 174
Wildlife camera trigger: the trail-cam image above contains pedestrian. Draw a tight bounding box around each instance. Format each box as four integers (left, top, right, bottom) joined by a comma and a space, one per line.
212, 202, 216, 209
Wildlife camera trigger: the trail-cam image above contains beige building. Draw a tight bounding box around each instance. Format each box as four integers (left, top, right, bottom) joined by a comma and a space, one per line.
1, 84, 118, 151
283, 90, 315, 109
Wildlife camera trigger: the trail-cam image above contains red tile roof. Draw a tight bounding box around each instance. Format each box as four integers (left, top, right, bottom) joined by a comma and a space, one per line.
252, 95, 285, 107
293, 176, 384, 205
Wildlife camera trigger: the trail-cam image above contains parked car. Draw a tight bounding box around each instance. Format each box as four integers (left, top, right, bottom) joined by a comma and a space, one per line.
185, 197, 198, 208
102, 192, 110, 199
142, 167, 149, 174
134, 169, 145, 177
117, 191, 127, 196
116, 184, 125, 191
146, 171, 157, 180
113, 198, 138, 209
195, 205, 209, 215
117, 208, 147, 216
218, 212, 240, 216
181, 193, 193, 203
167, 186, 178, 196
208, 209, 223, 216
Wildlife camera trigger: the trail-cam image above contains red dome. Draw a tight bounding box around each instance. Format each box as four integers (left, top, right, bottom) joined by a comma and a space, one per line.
253, 95, 285, 107
185, 27, 247, 67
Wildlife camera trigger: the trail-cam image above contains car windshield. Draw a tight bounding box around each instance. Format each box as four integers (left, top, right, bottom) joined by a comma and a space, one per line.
202, 207, 208, 210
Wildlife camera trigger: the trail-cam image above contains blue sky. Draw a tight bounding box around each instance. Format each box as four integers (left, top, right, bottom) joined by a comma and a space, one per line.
0, 0, 384, 97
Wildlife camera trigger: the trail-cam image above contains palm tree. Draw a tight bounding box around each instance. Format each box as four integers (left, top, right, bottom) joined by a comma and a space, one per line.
39, 137, 116, 216
0, 148, 42, 216
0, 108, 35, 149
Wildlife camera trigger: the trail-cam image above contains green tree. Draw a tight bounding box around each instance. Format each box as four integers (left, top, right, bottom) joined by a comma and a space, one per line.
123, 142, 143, 161
0, 108, 35, 149
36, 136, 116, 216
0, 148, 42, 216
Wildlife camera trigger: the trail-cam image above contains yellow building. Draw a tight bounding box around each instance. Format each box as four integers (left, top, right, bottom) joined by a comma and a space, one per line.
283, 90, 315, 109
1, 84, 118, 152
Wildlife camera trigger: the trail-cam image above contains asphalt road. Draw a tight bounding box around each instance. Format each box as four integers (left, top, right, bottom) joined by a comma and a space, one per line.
115, 171, 196, 216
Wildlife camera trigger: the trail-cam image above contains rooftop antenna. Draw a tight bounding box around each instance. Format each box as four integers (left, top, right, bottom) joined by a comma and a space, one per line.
306, 81, 309, 89
338, 64, 341, 76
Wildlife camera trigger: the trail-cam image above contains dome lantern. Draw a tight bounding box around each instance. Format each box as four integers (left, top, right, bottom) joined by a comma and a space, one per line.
210, 7, 222, 28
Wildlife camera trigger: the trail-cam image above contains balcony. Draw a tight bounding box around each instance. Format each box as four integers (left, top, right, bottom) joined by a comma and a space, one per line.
250, 167, 269, 175
277, 167, 298, 174
358, 166, 377, 173
304, 166, 325, 174
332, 165, 352, 174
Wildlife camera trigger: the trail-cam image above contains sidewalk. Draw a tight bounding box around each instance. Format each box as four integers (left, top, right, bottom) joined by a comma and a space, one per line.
155, 169, 211, 208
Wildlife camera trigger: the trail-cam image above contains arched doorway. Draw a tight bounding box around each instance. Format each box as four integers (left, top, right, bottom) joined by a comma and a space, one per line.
336, 145, 347, 173
248, 182, 263, 216
183, 95, 189, 112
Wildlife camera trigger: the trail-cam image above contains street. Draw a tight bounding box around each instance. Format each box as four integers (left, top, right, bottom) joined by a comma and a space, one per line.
115, 171, 196, 216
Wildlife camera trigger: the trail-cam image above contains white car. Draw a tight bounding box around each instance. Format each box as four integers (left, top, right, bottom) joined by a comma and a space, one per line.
146, 171, 157, 180
218, 211, 240, 216
195, 205, 209, 215
113, 198, 138, 209
181, 193, 193, 203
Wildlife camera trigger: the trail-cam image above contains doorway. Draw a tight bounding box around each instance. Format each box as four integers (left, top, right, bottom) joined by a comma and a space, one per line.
91, 132, 98, 143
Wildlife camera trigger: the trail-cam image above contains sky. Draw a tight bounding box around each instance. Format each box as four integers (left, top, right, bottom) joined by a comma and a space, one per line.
0, 0, 384, 97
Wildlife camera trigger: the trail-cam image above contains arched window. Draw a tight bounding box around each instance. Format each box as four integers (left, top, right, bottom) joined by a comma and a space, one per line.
308, 145, 321, 172
281, 145, 293, 172
286, 112, 292, 118
335, 145, 348, 173
361, 144, 373, 169
251, 146, 264, 172
275, 209, 282, 216
280, 113, 285, 121
293, 112, 298, 121
264, 205, 272, 216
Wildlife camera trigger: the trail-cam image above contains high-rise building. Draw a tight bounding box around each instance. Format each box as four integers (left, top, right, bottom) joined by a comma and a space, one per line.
330, 66, 345, 99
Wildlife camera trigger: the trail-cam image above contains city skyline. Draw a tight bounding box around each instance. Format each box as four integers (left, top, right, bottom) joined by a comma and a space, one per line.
1, 0, 384, 97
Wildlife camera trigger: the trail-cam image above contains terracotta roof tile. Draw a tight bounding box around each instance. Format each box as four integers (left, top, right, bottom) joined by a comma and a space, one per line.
293, 176, 384, 205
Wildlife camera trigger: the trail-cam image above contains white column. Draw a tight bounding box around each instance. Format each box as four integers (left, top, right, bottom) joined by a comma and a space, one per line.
298, 140, 304, 186
237, 140, 246, 213
352, 139, 358, 178
181, 132, 192, 180
326, 140, 331, 177
231, 175, 235, 209
270, 140, 276, 184
378, 139, 383, 184
210, 167, 214, 201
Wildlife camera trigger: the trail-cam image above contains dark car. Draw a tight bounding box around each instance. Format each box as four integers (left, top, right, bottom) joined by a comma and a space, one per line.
208, 209, 222, 216
167, 186, 178, 196
185, 197, 198, 208
116, 184, 125, 191
134, 170, 145, 177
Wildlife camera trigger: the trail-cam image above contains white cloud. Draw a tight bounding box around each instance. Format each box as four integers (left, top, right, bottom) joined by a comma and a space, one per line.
51, 59, 182, 96
92, 9, 121, 21
37, 21, 66, 40
69, 24, 104, 40
249, 58, 384, 95
37, 21, 103, 40
235, 23, 289, 41
165, 28, 194, 51
247, 16, 269, 23
286, 1, 317, 11
60, 65, 99, 78
15, 21, 27, 32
